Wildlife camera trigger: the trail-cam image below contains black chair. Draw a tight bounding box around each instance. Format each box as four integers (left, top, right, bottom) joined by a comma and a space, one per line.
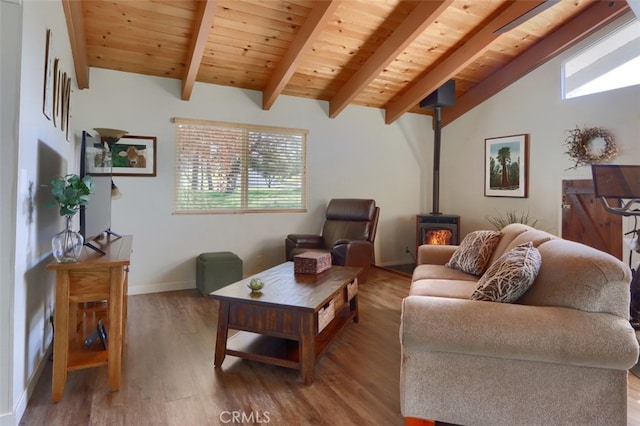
285, 199, 379, 283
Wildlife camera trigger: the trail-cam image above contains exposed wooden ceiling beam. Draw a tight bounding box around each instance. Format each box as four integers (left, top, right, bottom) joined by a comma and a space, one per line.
384, 0, 545, 125
262, 0, 341, 110
182, 0, 217, 101
62, 0, 89, 89
328, 0, 453, 118
441, 1, 631, 127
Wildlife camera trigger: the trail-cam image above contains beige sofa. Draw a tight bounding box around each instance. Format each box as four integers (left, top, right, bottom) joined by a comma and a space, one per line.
400, 223, 639, 425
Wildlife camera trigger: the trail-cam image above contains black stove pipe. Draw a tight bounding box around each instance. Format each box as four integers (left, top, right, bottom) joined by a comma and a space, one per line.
420, 79, 455, 216
431, 105, 442, 215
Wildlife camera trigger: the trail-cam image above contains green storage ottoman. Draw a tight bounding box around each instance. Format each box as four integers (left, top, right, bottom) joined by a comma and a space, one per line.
196, 252, 243, 296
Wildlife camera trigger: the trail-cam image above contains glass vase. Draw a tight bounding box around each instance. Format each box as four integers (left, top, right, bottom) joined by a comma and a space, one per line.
51, 216, 84, 263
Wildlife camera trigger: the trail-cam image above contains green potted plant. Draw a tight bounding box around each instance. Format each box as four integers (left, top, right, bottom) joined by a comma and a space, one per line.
50, 174, 93, 263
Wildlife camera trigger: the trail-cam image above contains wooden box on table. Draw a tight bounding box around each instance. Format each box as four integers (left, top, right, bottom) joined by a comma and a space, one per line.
294, 251, 332, 274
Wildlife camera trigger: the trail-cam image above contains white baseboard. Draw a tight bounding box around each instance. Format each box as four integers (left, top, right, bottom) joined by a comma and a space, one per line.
0, 412, 18, 426
10, 344, 53, 426
0, 411, 16, 426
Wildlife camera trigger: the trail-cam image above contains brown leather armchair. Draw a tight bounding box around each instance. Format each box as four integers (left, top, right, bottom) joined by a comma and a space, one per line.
285, 199, 379, 283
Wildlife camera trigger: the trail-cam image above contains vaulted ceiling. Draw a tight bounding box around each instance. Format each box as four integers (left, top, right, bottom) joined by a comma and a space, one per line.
62, 0, 632, 126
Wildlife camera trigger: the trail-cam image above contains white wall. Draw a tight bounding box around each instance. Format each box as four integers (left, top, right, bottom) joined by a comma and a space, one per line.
1, 1, 22, 423
72, 71, 430, 294
1, 0, 78, 423
441, 15, 640, 242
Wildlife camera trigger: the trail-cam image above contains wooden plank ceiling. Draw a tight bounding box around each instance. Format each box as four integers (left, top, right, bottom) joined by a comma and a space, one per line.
63, 0, 631, 126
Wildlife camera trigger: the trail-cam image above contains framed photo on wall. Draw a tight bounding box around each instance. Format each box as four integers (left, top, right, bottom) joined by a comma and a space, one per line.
43, 29, 54, 120
485, 134, 528, 198
112, 135, 157, 177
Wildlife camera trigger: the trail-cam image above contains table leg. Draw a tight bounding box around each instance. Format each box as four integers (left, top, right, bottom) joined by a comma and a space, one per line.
299, 313, 315, 385
214, 301, 230, 367
107, 267, 124, 391
122, 267, 129, 347
352, 294, 359, 323
52, 272, 70, 402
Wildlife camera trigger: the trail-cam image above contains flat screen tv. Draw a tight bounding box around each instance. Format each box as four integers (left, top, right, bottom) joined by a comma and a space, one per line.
592, 165, 640, 199
79, 130, 115, 253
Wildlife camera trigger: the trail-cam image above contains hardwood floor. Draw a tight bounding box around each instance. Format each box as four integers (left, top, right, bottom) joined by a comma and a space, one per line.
19, 267, 640, 425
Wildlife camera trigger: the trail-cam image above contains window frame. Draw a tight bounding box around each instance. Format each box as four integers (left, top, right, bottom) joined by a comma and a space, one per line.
562, 16, 640, 100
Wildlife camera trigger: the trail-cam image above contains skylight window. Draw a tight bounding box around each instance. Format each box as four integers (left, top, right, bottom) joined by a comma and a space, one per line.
562, 17, 640, 99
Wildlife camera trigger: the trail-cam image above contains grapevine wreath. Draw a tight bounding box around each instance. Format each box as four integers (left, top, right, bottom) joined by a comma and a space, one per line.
564, 126, 617, 169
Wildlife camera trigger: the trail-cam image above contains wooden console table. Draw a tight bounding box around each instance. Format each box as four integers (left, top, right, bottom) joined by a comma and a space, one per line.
46, 234, 133, 402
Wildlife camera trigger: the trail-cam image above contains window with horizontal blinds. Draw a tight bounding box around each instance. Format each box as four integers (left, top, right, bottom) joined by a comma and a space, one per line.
174, 118, 307, 213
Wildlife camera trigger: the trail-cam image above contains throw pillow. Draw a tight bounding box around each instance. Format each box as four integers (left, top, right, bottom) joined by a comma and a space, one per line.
471, 241, 542, 303
445, 230, 502, 276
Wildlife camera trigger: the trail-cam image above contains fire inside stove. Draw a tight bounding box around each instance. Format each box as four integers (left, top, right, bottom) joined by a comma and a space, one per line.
424, 229, 453, 245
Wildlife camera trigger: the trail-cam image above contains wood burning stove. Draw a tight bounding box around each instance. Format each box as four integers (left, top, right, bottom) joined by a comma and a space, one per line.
414, 81, 460, 254
416, 214, 460, 252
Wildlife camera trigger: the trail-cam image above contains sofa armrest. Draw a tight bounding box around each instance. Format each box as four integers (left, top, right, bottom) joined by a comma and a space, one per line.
286, 234, 324, 246
332, 240, 373, 283
332, 240, 373, 265
400, 295, 638, 370
285, 234, 325, 260
417, 244, 458, 266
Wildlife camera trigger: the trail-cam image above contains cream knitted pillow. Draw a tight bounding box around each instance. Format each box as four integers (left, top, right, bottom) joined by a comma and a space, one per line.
446, 230, 502, 276
471, 241, 542, 303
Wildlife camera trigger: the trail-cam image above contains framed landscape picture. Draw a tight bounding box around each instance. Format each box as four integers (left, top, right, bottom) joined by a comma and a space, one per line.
485, 134, 528, 198
112, 135, 157, 177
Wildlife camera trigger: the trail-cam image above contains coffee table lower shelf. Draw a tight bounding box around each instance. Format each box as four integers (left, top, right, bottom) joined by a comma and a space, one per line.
219, 306, 356, 383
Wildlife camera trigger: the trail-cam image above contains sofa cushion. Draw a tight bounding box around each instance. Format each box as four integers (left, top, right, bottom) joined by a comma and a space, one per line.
446, 230, 502, 276
486, 223, 533, 265
503, 229, 555, 253
471, 242, 542, 303
412, 264, 479, 282
410, 279, 477, 299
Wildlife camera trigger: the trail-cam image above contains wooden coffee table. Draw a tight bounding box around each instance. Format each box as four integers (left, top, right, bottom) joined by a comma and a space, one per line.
211, 261, 361, 384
